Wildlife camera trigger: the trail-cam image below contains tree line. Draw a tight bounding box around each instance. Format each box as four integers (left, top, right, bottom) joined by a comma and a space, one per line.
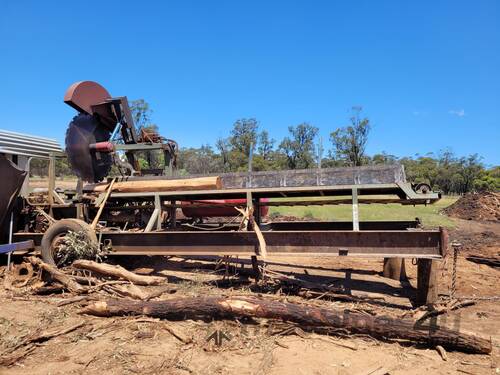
30, 103, 499, 194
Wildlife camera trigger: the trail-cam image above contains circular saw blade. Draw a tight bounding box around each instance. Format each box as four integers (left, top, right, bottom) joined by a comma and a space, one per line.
65, 114, 113, 182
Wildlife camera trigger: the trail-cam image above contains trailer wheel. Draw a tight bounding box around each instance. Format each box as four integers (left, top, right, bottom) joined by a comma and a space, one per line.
415, 183, 431, 194
41, 219, 97, 267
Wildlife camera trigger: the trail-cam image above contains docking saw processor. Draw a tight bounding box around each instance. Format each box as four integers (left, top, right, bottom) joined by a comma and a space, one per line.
64, 81, 177, 182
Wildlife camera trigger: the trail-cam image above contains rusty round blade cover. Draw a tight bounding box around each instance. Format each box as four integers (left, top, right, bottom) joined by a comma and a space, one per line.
65, 114, 113, 182
64, 81, 111, 115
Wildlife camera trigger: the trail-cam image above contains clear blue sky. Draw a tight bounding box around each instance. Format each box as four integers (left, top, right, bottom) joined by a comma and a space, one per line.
1, 1, 498, 165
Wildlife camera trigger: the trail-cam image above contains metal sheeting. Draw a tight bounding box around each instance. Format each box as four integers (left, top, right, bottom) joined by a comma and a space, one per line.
0, 129, 62, 159
0, 154, 27, 236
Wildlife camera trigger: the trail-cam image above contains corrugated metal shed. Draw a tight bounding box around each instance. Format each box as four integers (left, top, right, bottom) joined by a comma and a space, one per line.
0, 129, 62, 159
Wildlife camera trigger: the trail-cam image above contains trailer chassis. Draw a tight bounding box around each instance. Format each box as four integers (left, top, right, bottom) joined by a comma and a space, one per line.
15, 183, 446, 306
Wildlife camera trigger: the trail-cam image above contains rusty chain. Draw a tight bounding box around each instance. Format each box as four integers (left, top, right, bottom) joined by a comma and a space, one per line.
450, 241, 460, 299
444, 241, 500, 302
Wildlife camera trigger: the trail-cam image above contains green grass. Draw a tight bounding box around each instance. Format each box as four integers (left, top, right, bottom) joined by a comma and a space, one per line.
269, 196, 458, 228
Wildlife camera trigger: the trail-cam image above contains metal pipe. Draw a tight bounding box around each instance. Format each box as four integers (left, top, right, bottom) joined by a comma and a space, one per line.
352, 188, 359, 231
246, 142, 254, 209
7, 212, 13, 269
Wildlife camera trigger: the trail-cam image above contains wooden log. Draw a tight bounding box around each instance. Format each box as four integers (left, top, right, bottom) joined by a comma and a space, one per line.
80, 295, 492, 354
91, 176, 222, 193
416, 259, 438, 306
383, 258, 407, 281
72, 260, 166, 286
27, 257, 85, 294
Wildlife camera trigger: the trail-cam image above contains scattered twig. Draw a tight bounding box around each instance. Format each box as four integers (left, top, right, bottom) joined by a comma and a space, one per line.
412, 299, 476, 322
436, 345, 448, 361
131, 317, 191, 343
0, 321, 85, 366
57, 295, 95, 307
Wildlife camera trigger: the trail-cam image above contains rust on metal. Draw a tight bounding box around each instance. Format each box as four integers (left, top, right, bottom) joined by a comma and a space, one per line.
64, 81, 111, 114
14, 227, 444, 258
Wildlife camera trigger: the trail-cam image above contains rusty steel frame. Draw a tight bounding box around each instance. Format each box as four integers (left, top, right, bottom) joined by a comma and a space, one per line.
14, 224, 446, 259
98, 229, 445, 258
101, 182, 439, 202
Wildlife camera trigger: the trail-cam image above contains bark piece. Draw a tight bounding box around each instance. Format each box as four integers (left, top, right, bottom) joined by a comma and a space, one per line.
72, 260, 166, 285
80, 295, 492, 354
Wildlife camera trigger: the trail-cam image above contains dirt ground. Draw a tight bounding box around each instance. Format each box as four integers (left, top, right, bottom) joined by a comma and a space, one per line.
442, 191, 500, 222
0, 218, 499, 375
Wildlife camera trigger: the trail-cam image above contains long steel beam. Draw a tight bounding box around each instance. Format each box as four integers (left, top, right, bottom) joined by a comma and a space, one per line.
264, 220, 420, 231
87, 182, 439, 203
13, 225, 446, 259
96, 229, 444, 258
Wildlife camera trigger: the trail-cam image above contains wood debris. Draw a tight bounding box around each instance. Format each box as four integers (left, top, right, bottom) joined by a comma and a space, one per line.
0, 321, 85, 366
72, 259, 167, 285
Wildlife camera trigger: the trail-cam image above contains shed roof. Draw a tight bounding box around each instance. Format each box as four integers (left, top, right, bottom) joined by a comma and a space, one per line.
0, 129, 62, 159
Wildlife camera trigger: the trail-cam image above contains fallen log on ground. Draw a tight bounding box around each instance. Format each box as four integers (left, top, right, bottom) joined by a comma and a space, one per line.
27, 257, 85, 294
90, 176, 222, 193
80, 295, 491, 354
72, 260, 166, 286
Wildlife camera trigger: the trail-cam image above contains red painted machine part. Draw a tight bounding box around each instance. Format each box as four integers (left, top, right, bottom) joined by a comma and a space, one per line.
181, 198, 269, 218
89, 141, 115, 152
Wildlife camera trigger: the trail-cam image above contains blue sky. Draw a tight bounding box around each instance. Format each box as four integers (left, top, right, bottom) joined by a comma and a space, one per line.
1, 1, 498, 165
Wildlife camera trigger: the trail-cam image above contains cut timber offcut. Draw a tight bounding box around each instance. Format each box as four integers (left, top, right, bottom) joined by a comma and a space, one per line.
72, 259, 166, 285
90, 176, 222, 193
80, 295, 492, 354
27, 257, 85, 294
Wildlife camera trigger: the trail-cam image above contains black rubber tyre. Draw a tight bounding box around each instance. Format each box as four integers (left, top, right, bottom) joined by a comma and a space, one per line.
415, 183, 431, 194
41, 219, 97, 267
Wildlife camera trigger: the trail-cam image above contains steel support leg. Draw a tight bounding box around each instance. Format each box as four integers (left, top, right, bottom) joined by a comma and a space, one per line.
352, 187, 359, 231
6, 212, 13, 270
48, 156, 55, 216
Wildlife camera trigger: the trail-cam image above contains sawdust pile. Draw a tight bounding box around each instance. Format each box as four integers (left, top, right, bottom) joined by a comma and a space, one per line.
443, 191, 500, 222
